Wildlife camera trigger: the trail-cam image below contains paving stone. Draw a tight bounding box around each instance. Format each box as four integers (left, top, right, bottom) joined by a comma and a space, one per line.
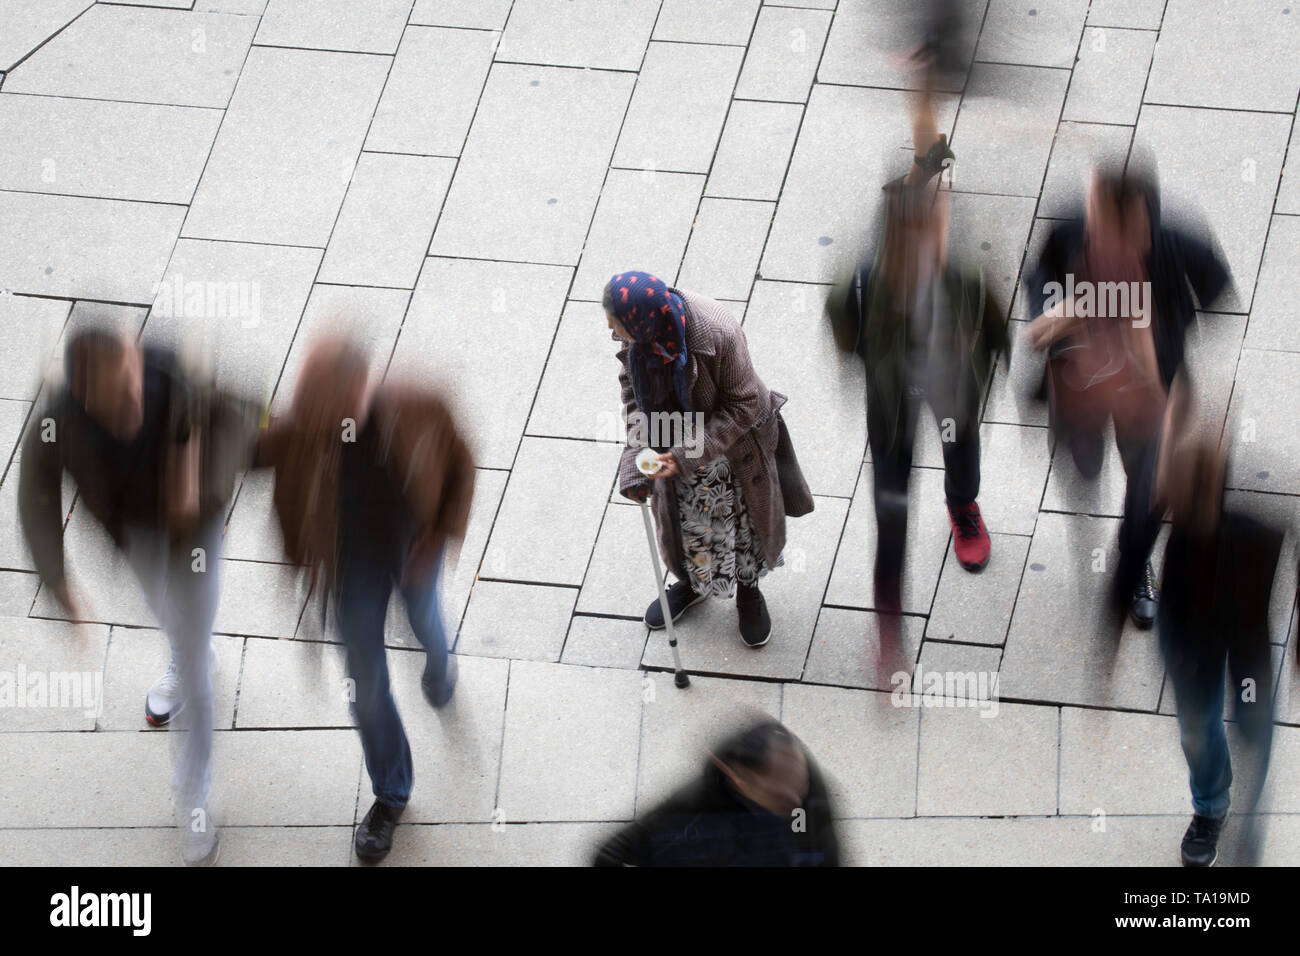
926, 532, 1030, 646
654, 0, 760, 45
575, 502, 654, 618
613, 42, 744, 174
781, 682, 920, 818
0, 94, 222, 205
636, 672, 781, 807
393, 258, 571, 469
495, 0, 659, 71
0, 295, 69, 401
641, 496, 848, 680
734, 5, 830, 103
825, 465, 951, 614
0, 0, 91, 73
255, 0, 414, 54
975, 0, 1089, 69
0, 570, 39, 616
1244, 216, 1300, 352
236, 636, 352, 728
481, 437, 622, 586
802, 607, 924, 691
1040, 418, 1128, 519
0, 826, 180, 866
977, 422, 1051, 535
950, 63, 1070, 197
0, 615, 108, 730
1037, 122, 1133, 219
365, 27, 496, 157
381, 821, 618, 865
455, 580, 575, 662
999, 512, 1166, 710
0, 398, 29, 464
1134, 104, 1289, 314
914, 640, 1002, 700
3, 5, 256, 107
1226, 349, 1300, 495
410, 0, 511, 29
184, 46, 390, 247
381, 651, 510, 823
430, 63, 634, 264
570, 169, 704, 301
915, 700, 1058, 815
1145, 0, 1300, 112
528, 300, 628, 443
0, 191, 183, 302
1183, 312, 1246, 441
210, 728, 362, 825
0, 471, 35, 572
705, 100, 803, 201
215, 560, 309, 639
318, 153, 455, 289
947, 191, 1037, 320
0, 730, 172, 826
1086, 0, 1165, 30
819, 0, 983, 92
742, 280, 865, 498
678, 201, 771, 305
1275, 120, 1300, 215
146, 238, 321, 402
560, 615, 648, 670
497, 660, 642, 822
1058, 706, 1188, 815
762, 85, 959, 283
98, 627, 241, 731
1063, 28, 1155, 125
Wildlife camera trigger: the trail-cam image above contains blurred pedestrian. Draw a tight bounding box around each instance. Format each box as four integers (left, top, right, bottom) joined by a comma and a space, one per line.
20, 327, 259, 865
608, 271, 813, 649
254, 336, 475, 863
1025, 163, 1232, 629
592, 719, 839, 867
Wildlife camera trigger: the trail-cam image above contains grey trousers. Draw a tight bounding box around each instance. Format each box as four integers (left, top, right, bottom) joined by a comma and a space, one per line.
123, 515, 223, 833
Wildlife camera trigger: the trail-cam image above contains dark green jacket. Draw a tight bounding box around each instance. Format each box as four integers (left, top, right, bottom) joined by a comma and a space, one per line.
827, 254, 1010, 452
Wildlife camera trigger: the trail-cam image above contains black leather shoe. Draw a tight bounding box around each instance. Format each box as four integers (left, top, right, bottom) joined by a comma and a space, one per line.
1131, 561, 1159, 629
1181, 813, 1225, 867
355, 800, 404, 863
737, 584, 771, 648
645, 579, 707, 630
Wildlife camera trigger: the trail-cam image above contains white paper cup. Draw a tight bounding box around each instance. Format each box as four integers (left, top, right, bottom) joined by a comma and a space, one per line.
635, 447, 663, 476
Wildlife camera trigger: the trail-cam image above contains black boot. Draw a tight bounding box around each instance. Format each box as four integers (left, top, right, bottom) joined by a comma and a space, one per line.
737, 583, 772, 648
1180, 813, 1225, 867
355, 800, 404, 863
645, 579, 707, 630
1131, 561, 1159, 629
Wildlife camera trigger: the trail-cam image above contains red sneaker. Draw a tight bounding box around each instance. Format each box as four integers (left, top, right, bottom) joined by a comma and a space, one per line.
947, 501, 991, 571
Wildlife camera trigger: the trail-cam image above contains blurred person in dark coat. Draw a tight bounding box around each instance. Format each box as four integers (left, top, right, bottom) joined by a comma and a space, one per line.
593, 720, 839, 867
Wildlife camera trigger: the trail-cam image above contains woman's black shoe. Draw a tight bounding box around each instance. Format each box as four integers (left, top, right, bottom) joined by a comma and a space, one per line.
737, 585, 772, 648
645, 579, 708, 630
1180, 813, 1225, 867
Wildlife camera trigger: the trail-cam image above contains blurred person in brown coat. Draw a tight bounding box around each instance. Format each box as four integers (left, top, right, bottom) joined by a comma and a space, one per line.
255, 335, 475, 863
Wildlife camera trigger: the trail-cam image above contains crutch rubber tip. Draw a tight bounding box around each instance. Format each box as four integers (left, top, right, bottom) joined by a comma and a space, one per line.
674, 671, 690, 689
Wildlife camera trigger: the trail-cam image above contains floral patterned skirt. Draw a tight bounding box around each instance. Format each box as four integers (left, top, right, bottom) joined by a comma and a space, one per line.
674, 455, 776, 598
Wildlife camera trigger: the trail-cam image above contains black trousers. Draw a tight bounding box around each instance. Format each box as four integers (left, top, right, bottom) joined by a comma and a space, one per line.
867, 375, 981, 586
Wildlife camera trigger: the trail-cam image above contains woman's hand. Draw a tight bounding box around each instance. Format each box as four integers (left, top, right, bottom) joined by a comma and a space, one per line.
654, 453, 681, 479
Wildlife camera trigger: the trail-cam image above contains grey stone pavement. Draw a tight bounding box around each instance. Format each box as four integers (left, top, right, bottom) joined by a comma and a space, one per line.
0, 0, 1299, 866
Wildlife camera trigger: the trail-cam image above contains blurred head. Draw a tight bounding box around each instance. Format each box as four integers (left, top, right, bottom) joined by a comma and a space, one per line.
1165, 433, 1227, 533
710, 721, 810, 818
66, 328, 145, 442
1087, 165, 1154, 254
292, 335, 372, 431
880, 179, 950, 292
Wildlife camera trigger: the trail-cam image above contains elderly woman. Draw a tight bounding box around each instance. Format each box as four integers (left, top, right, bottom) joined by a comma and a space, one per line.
607, 271, 813, 648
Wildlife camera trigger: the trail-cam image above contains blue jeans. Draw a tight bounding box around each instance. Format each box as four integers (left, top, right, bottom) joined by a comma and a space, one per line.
1158, 612, 1274, 820
336, 551, 450, 809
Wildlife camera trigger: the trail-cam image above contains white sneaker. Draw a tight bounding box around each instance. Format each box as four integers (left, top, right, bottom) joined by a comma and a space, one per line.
145, 645, 217, 727
181, 824, 221, 866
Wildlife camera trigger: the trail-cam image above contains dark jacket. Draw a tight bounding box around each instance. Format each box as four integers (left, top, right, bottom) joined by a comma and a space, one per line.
592, 756, 840, 867
19, 347, 259, 588
828, 254, 1009, 453
616, 290, 814, 573
1026, 199, 1231, 389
